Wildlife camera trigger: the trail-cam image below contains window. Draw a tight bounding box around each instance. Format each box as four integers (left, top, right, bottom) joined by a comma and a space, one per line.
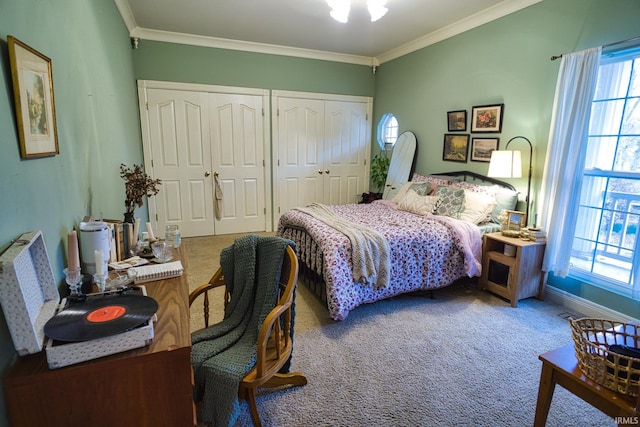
377, 113, 398, 150
570, 46, 640, 297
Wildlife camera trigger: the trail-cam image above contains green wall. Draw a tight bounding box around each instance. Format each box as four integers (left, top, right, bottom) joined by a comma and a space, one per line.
133, 41, 375, 96
1, 0, 639, 424
0, 1, 142, 425
372, 0, 640, 319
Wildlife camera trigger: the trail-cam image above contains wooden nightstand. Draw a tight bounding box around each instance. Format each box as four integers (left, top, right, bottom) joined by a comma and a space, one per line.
479, 232, 547, 307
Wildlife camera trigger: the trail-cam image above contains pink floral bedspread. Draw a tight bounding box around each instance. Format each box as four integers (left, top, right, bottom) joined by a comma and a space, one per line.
277, 201, 482, 320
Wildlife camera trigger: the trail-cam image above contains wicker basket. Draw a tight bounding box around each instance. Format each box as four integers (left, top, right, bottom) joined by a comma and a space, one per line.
570, 318, 640, 397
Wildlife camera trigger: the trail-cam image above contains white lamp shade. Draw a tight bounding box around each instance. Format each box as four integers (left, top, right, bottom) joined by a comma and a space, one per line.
487, 150, 522, 178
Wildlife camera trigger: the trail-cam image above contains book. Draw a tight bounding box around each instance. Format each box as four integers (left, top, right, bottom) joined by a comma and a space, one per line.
131, 260, 184, 284
104, 219, 126, 261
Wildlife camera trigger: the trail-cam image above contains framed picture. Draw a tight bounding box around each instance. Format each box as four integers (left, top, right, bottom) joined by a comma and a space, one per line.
442, 134, 469, 163
471, 137, 499, 162
447, 110, 467, 131
8, 36, 59, 159
471, 103, 504, 133
506, 210, 527, 231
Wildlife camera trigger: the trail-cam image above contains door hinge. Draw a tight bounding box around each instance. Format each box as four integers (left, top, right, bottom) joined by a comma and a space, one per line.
146, 102, 149, 110
364, 158, 367, 165
263, 159, 265, 167
264, 208, 266, 214
262, 108, 265, 116
366, 113, 368, 121
155, 214, 158, 221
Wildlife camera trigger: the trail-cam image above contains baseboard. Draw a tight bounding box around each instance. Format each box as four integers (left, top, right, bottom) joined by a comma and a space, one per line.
546, 286, 639, 322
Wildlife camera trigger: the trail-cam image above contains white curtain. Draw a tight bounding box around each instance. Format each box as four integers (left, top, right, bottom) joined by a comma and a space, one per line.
539, 47, 601, 277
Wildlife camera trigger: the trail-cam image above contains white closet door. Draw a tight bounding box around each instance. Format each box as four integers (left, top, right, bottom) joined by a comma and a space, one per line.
275, 97, 325, 215
210, 93, 267, 234
145, 88, 214, 237
324, 100, 368, 205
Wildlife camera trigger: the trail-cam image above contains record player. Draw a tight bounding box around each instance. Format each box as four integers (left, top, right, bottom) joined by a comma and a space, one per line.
0, 230, 156, 369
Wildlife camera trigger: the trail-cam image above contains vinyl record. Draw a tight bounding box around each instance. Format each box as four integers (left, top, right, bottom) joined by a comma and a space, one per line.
44, 294, 158, 342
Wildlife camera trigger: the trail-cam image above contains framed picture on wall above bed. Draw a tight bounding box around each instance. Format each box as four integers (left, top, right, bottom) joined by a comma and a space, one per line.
471, 137, 499, 162
447, 110, 467, 131
7, 36, 59, 159
442, 134, 469, 162
471, 103, 504, 133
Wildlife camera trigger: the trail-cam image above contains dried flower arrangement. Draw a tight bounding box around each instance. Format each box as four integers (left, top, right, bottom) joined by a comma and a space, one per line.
120, 163, 162, 215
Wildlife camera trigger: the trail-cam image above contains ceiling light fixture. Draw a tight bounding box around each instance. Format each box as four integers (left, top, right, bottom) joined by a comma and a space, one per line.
327, 0, 350, 23
367, 0, 388, 22
327, 0, 388, 23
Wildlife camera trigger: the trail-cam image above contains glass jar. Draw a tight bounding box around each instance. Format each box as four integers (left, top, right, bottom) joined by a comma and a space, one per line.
165, 224, 182, 248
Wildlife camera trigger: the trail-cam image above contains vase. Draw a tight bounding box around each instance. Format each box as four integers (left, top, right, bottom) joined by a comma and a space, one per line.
124, 212, 135, 224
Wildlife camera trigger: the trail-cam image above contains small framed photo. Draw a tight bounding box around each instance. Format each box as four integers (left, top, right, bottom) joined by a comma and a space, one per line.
506, 210, 527, 231
471, 137, 499, 162
442, 134, 469, 163
471, 103, 504, 133
8, 36, 59, 159
447, 110, 467, 131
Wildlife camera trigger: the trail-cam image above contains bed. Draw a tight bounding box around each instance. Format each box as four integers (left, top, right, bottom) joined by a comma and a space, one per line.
276, 171, 519, 320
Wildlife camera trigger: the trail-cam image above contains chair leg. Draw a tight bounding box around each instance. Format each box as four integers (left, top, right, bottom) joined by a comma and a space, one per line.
263, 372, 308, 388
245, 386, 262, 427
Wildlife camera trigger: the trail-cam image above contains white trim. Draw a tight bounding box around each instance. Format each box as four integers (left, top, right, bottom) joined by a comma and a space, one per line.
117, 0, 542, 66
131, 27, 374, 66
114, 0, 137, 34
377, 0, 543, 63
545, 286, 639, 323
271, 90, 372, 104
137, 79, 269, 96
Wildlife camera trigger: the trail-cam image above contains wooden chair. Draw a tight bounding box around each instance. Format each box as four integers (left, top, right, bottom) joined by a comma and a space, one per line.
189, 245, 307, 426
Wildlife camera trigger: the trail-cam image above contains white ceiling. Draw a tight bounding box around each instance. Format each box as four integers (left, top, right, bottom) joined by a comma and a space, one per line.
115, 0, 542, 65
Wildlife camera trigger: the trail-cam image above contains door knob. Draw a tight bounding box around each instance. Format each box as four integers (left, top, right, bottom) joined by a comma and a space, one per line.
204, 171, 211, 177
318, 170, 323, 174
325, 169, 330, 174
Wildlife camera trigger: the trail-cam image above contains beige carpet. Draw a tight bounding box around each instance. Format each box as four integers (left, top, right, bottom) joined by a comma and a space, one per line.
183, 234, 615, 427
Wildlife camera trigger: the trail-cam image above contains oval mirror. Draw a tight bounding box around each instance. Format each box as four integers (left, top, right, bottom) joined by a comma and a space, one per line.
383, 131, 417, 200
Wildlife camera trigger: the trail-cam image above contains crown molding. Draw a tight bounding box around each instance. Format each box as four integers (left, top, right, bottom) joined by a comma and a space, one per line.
376, 0, 543, 64
115, 0, 542, 67
130, 27, 375, 66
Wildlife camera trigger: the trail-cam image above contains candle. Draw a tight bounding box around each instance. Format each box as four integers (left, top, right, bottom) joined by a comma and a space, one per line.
132, 217, 140, 246
95, 249, 104, 275
127, 223, 134, 248
146, 222, 156, 241
68, 231, 80, 271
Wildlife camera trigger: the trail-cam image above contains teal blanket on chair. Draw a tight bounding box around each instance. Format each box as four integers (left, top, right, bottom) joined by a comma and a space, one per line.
191, 234, 294, 427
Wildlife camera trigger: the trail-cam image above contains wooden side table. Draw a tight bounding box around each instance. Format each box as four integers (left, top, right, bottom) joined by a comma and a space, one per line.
534, 344, 640, 426
479, 232, 547, 307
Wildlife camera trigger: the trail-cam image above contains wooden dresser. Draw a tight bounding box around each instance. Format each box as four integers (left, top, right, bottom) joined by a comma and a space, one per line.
3, 247, 195, 427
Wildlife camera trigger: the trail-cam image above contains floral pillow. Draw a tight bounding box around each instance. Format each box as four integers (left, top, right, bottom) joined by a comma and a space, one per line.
397, 191, 440, 216
434, 186, 465, 218
391, 182, 433, 204
411, 173, 452, 186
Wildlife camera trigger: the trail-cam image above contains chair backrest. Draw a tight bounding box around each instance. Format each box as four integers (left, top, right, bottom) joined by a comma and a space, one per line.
189, 243, 298, 333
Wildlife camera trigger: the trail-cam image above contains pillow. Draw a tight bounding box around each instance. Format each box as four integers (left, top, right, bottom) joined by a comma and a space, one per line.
433, 186, 465, 218
459, 190, 497, 224
451, 181, 500, 198
397, 191, 440, 216
491, 187, 520, 223
411, 173, 452, 186
391, 181, 433, 204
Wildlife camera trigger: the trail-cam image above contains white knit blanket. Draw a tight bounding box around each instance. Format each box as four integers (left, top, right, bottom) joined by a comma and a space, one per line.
294, 203, 390, 289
